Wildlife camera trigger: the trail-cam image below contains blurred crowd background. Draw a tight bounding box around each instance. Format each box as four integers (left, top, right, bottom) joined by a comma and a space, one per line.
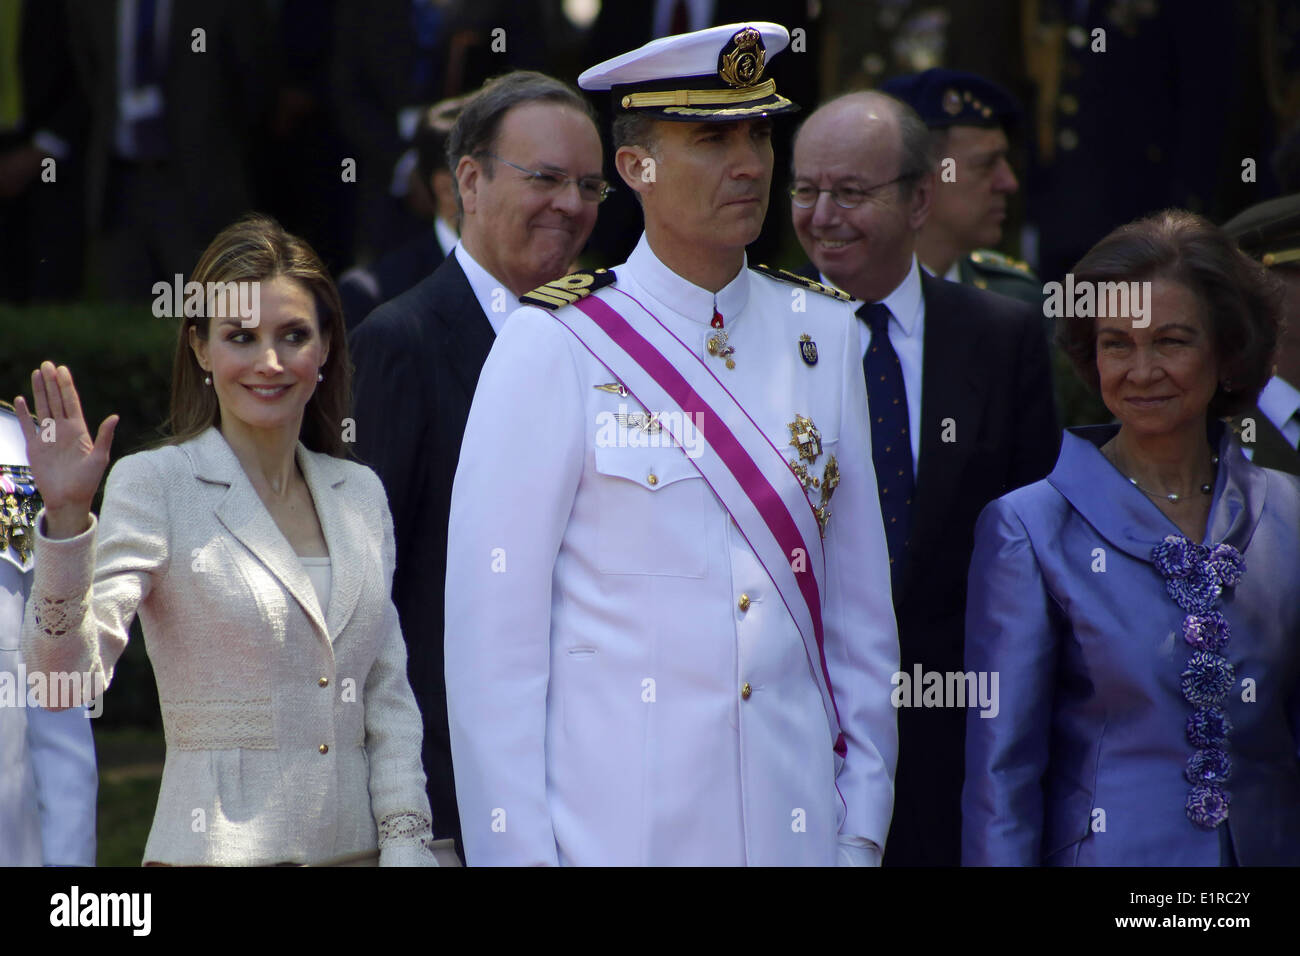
2, 0, 1298, 306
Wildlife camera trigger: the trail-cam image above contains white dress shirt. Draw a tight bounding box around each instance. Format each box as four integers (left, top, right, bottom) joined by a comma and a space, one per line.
433, 216, 458, 258
454, 242, 524, 335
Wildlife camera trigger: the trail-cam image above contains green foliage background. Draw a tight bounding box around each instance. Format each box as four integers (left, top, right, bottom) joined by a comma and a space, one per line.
3, 303, 175, 729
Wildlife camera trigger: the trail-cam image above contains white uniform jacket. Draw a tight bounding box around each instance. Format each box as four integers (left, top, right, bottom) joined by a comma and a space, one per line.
446, 236, 899, 865
1, 407, 97, 866
21, 427, 435, 866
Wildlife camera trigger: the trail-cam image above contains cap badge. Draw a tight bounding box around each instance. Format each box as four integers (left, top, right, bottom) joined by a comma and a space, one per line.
718, 27, 766, 89
942, 88, 962, 116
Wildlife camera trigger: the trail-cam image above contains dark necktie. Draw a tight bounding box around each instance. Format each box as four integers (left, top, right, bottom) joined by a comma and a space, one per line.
859, 302, 914, 582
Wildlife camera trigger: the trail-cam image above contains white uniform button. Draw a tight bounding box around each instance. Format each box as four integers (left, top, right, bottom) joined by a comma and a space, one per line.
647, 472, 659, 486
738, 593, 751, 612
318, 744, 329, 755
741, 682, 752, 700
318, 677, 329, 687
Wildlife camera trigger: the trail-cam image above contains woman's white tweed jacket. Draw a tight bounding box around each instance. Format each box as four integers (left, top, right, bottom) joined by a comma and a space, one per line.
22, 427, 435, 865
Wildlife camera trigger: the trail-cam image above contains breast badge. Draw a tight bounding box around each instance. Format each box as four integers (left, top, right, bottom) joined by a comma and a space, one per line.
799, 334, 818, 366
785, 415, 839, 536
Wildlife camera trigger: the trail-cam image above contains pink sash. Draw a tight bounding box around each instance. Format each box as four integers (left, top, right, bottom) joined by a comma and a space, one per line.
554, 289, 846, 757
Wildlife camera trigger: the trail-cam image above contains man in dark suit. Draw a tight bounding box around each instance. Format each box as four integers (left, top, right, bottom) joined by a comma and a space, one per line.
1223, 194, 1300, 477
66, 0, 271, 299
791, 90, 1060, 866
348, 71, 605, 860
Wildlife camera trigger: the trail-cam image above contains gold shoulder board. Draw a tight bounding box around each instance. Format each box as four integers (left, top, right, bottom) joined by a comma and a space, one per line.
751, 264, 852, 301
520, 268, 618, 310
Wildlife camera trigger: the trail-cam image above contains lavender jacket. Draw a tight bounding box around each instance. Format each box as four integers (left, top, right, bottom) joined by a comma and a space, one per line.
963, 423, 1300, 865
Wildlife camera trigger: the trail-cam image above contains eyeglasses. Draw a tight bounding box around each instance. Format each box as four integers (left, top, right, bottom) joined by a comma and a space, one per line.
483, 152, 613, 203
789, 176, 911, 209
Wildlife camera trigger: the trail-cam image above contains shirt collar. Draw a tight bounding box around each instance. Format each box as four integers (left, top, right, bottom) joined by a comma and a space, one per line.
434, 217, 458, 257
625, 234, 750, 324
1257, 375, 1300, 430
875, 256, 924, 337
453, 241, 522, 334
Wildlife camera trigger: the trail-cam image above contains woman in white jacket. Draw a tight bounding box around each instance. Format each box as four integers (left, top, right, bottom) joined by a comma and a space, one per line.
18, 215, 437, 866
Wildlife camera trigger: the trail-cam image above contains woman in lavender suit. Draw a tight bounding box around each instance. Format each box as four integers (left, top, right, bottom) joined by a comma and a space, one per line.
963, 210, 1300, 866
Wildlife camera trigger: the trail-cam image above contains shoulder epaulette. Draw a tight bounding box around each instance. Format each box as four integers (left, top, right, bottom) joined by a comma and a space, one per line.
520, 268, 617, 310
751, 264, 852, 301
968, 249, 1038, 280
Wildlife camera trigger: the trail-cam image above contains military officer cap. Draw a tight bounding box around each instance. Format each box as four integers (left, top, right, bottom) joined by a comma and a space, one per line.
880, 68, 1020, 132
578, 22, 798, 122
1222, 193, 1300, 269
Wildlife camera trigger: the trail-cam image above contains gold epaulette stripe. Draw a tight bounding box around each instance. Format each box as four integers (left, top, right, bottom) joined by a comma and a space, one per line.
751, 264, 853, 301
520, 269, 617, 310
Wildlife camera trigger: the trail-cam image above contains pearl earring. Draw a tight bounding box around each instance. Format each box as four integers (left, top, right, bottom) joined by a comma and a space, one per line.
203, 373, 212, 386
317, 370, 325, 383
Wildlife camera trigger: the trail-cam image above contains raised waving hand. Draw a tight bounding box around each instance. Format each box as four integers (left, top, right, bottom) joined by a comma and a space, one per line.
14, 362, 119, 539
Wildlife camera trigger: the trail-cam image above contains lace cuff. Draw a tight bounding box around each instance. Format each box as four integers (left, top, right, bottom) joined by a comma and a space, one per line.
377, 810, 434, 849
32, 594, 90, 639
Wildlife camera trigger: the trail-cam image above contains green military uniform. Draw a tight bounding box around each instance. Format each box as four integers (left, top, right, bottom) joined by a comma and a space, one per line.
955, 248, 1041, 306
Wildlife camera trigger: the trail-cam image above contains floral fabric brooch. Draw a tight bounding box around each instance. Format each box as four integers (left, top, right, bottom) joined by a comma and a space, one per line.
1152, 535, 1245, 830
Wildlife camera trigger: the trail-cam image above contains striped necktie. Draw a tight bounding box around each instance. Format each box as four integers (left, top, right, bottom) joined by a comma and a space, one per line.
859, 301, 914, 583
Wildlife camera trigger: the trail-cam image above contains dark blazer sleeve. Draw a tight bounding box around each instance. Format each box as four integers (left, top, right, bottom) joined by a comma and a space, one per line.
962, 495, 1063, 866
1009, 300, 1063, 489
349, 306, 428, 543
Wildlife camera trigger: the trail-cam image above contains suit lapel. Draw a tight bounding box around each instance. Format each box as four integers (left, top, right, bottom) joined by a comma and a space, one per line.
1230, 407, 1300, 477
903, 273, 989, 594
437, 255, 497, 398
188, 428, 345, 646
296, 446, 363, 641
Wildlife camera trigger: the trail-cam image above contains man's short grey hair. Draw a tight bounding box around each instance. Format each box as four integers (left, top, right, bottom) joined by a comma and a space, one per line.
446, 70, 596, 213
889, 95, 937, 198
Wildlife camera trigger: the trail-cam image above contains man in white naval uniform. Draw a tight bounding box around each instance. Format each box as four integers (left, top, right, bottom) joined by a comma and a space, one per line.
445, 23, 898, 866
0, 401, 98, 865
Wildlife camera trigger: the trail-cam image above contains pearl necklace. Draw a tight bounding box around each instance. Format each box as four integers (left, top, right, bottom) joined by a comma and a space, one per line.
1109, 447, 1219, 503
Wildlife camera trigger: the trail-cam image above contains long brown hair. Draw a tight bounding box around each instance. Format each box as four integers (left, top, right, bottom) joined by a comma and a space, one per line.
164, 214, 351, 457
